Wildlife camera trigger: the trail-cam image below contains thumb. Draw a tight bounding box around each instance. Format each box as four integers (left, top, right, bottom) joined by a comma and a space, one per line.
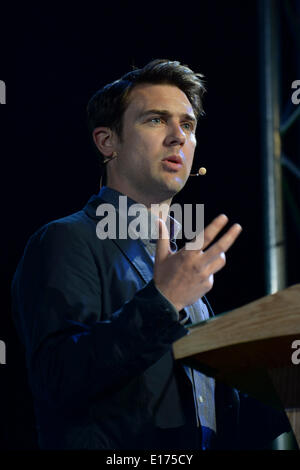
155, 218, 171, 267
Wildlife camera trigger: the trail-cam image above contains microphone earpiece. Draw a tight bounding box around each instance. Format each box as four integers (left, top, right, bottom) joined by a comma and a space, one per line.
190, 167, 207, 176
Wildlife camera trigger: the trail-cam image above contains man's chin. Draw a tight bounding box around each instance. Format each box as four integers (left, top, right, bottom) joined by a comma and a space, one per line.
158, 176, 187, 198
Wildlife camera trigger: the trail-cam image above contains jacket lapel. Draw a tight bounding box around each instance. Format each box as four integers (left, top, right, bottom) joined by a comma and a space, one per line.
83, 193, 154, 284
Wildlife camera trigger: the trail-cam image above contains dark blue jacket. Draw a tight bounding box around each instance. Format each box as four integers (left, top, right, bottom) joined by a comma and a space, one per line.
11, 191, 291, 449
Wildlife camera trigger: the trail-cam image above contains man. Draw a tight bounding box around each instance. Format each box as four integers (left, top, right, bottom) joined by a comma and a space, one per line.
11, 59, 291, 450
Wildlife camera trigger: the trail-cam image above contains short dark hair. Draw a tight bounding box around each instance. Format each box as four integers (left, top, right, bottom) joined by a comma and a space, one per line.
87, 59, 206, 179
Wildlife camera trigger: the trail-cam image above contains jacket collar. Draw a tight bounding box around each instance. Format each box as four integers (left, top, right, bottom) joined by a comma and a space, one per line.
82, 190, 154, 285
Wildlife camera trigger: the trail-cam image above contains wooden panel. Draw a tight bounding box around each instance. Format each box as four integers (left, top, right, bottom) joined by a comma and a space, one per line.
172, 284, 300, 445
173, 283, 300, 360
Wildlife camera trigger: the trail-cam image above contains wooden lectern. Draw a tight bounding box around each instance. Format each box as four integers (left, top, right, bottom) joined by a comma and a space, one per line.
173, 283, 300, 447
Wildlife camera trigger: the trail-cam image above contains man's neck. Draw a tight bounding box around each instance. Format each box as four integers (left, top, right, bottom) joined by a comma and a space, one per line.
105, 184, 173, 223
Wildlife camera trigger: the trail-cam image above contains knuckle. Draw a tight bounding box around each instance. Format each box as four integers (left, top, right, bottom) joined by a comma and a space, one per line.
205, 275, 214, 290
198, 266, 209, 280
220, 252, 226, 265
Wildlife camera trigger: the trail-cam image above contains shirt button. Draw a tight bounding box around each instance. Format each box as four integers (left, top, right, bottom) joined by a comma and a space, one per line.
198, 395, 204, 403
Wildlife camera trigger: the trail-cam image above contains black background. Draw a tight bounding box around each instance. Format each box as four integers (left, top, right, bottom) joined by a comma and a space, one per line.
0, 1, 299, 450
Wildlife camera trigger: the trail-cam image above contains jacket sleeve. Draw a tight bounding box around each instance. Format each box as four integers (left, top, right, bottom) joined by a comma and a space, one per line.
11, 220, 188, 412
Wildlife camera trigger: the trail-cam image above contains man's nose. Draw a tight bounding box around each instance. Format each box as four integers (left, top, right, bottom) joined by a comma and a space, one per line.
164, 122, 186, 146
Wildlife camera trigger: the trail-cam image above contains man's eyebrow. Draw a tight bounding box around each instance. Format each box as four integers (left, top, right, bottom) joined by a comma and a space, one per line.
138, 109, 197, 122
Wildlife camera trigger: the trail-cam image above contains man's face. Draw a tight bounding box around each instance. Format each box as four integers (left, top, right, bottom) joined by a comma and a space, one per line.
108, 83, 197, 204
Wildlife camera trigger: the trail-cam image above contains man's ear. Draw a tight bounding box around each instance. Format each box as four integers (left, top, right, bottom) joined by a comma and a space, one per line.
92, 127, 116, 157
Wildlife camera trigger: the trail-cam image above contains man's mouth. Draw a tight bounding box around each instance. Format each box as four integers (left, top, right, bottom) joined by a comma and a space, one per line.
161, 155, 183, 171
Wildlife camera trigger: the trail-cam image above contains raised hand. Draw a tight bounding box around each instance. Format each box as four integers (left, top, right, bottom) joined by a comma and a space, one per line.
154, 214, 242, 312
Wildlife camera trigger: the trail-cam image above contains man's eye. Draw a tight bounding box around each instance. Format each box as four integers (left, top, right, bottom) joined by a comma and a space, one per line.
150, 117, 162, 124
182, 122, 193, 131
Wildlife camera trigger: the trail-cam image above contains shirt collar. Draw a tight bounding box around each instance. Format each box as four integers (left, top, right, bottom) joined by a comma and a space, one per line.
98, 186, 182, 242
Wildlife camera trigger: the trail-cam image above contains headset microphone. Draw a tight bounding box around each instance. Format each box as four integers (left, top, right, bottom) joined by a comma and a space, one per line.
190, 167, 207, 176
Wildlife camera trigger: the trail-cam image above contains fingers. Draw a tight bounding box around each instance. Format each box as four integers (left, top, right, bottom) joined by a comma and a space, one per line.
192, 224, 240, 287
155, 218, 171, 267
153, 214, 242, 310
190, 221, 242, 281
202, 214, 229, 250
207, 252, 226, 276
182, 214, 229, 253
204, 223, 242, 260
